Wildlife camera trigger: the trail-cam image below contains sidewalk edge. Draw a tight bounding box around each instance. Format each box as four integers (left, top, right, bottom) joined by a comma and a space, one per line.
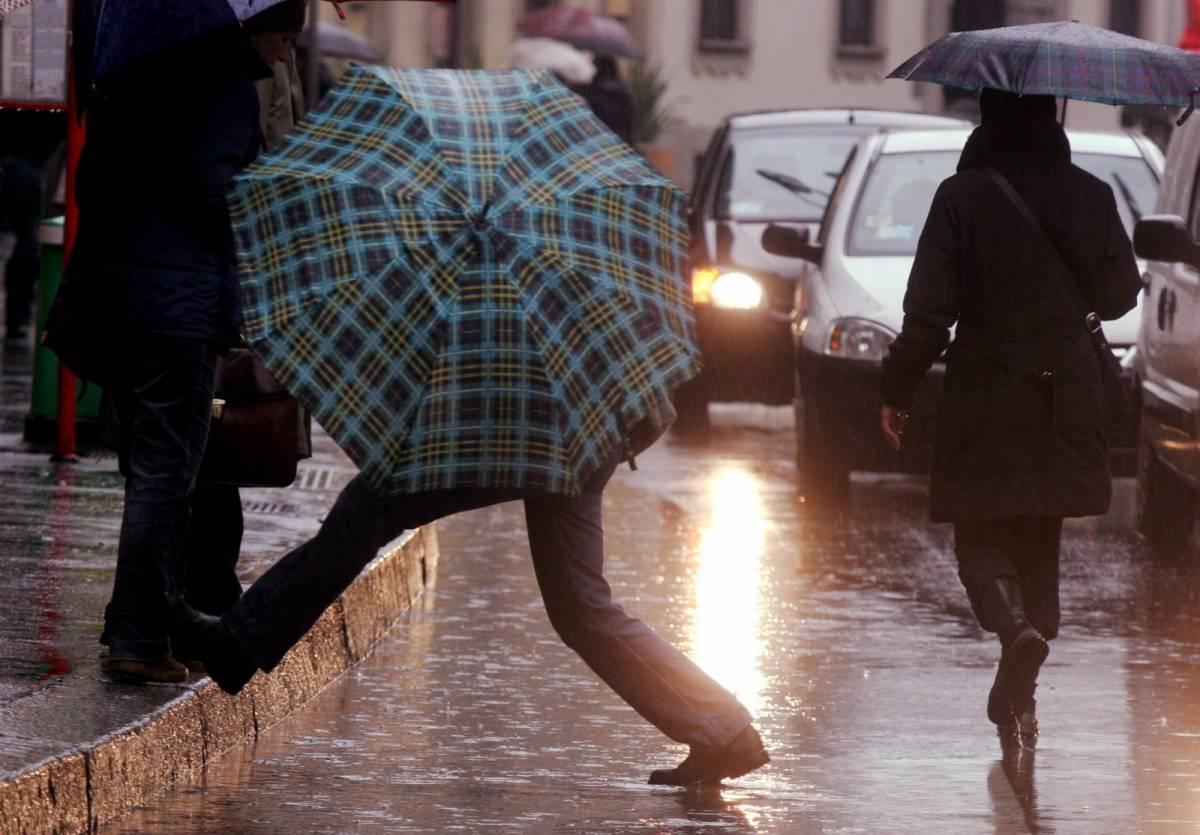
0, 524, 439, 835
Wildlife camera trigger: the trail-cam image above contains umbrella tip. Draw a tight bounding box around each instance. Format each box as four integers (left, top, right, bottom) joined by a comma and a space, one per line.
1178, 87, 1199, 126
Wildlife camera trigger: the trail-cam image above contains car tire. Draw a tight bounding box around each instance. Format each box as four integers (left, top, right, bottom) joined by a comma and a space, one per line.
672, 376, 710, 434
794, 369, 850, 505
1136, 411, 1197, 551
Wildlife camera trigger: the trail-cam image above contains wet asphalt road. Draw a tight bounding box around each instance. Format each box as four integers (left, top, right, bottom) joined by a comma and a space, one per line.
107, 405, 1200, 834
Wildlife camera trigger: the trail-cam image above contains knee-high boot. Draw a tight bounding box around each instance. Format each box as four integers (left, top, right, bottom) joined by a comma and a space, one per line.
981, 577, 1048, 725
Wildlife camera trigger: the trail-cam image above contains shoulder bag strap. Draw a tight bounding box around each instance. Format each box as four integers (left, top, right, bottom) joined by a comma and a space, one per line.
982, 166, 1096, 331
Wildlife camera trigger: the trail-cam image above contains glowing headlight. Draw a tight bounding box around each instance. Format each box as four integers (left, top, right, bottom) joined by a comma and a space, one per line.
826, 318, 896, 361
710, 272, 763, 309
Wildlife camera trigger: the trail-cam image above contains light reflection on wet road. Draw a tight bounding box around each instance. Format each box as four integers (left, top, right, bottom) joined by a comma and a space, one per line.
109, 406, 1200, 833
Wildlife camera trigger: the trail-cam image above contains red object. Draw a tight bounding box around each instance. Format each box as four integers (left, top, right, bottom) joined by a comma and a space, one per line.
55, 11, 84, 462
1181, 0, 1200, 51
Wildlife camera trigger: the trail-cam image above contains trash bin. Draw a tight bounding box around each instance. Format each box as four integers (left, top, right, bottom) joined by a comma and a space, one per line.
26, 216, 102, 443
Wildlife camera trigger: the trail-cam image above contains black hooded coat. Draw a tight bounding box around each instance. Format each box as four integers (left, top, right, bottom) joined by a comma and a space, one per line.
880, 91, 1142, 522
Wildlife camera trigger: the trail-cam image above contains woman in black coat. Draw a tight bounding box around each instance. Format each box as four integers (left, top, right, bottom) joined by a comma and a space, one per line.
879, 89, 1142, 738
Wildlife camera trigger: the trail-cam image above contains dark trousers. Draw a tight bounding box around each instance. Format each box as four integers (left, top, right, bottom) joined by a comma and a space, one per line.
182, 482, 244, 616
225, 450, 753, 750
954, 516, 1063, 640
1, 155, 45, 331
105, 339, 217, 660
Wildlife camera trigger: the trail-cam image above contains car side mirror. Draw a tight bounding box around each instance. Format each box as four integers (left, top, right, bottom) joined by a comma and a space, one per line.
762, 223, 823, 264
1134, 214, 1200, 266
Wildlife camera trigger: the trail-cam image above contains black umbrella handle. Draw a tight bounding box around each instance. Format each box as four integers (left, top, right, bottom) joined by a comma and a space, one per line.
1178, 87, 1199, 127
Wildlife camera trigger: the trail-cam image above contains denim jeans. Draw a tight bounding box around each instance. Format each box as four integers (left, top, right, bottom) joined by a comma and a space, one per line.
225, 450, 753, 750
954, 516, 1063, 640
105, 339, 218, 661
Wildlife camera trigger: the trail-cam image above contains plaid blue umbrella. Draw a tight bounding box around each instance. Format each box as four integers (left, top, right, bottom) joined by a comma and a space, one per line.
890, 21, 1200, 110
229, 66, 698, 496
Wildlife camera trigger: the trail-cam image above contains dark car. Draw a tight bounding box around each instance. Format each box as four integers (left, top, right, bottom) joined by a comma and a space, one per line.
675, 108, 968, 428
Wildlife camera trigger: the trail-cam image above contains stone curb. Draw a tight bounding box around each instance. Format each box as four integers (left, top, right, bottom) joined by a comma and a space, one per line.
0, 525, 439, 835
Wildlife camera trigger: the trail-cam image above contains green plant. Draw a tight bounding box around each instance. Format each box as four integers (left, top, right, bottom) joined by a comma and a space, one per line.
629, 63, 681, 145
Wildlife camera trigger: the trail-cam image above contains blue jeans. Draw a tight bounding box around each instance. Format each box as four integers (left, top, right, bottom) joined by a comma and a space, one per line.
225, 450, 753, 749
105, 339, 217, 660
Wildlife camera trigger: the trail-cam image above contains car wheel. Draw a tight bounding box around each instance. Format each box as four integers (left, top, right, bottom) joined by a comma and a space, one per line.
1136, 411, 1196, 551
794, 370, 850, 504
672, 376, 710, 434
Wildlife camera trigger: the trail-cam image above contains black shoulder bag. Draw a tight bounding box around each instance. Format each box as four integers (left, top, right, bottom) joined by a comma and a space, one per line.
983, 167, 1130, 429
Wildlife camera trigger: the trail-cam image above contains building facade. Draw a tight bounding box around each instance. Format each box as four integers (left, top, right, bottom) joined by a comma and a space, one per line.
327, 0, 1188, 188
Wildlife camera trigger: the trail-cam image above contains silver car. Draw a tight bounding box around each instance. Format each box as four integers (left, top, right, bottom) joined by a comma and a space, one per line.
769, 127, 1162, 498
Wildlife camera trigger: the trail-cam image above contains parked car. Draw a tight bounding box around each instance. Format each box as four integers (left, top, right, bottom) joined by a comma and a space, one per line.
768, 127, 1162, 499
1132, 113, 1200, 548
676, 108, 969, 428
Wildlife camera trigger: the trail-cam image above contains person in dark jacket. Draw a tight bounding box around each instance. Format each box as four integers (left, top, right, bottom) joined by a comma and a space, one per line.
577, 55, 634, 144
879, 89, 1142, 740
1, 108, 65, 340
176, 0, 310, 659
76, 28, 269, 683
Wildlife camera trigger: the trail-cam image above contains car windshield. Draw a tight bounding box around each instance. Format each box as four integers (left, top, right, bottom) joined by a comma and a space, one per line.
847, 148, 1160, 256
715, 128, 865, 222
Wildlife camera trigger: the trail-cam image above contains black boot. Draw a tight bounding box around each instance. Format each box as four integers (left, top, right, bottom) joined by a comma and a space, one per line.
648, 725, 770, 786
981, 578, 1048, 726
168, 596, 258, 695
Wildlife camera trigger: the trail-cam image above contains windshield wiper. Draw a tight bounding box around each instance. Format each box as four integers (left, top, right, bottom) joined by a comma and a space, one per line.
755, 168, 831, 200
1112, 172, 1142, 223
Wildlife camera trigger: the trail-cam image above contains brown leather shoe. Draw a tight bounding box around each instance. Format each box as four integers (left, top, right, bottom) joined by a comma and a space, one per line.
105, 656, 188, 684
648, 725, 770, 786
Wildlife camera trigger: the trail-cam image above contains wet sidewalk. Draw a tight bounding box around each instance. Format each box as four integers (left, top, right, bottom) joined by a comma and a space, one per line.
0, 331, 437, 832
109, 406, 1200, 833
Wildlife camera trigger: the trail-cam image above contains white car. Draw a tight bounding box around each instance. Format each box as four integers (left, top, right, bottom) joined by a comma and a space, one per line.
764, 127, 1163, 498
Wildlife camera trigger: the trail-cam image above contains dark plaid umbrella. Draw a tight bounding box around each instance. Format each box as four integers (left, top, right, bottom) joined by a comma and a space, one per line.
228, 66, 698, 496
890, 21, 1200, 112
518, 6, 641, 58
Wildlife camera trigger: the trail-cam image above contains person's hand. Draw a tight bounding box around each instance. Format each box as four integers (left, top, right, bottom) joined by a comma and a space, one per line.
880, 405, 910, 451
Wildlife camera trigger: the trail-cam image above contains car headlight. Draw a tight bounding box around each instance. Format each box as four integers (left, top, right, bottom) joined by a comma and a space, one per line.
691, 268, 763, 310
826, 318, 896, 361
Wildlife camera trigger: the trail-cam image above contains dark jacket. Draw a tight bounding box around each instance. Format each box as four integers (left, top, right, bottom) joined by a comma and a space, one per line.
578, 56, 634, 144
73, 28, 266, 348
881, 108, 1141, 523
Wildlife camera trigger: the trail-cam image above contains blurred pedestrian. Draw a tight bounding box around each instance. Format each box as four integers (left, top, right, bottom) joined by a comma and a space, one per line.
71, 26, 269, 683
176, 0, 311, 663
0, 108, 64, 342
879, 89, 1141, 740
577, 55, 634, 143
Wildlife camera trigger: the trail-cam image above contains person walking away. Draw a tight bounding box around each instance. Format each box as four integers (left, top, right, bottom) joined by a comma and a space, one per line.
0, 107, 65, 341
73, 28, 269, 683
177, 0, 310, 655
577, 55, 634, 144
175, 424, 768, 785
879, 89, 1141, 741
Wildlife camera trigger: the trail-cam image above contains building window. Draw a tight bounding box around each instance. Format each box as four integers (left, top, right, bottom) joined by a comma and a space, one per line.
698, 0, 748, 52
839, 0, 875, 46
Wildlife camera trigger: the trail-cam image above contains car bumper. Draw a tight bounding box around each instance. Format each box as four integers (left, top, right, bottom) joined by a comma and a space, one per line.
799, 349, 943, 473
694, 305, 793, 405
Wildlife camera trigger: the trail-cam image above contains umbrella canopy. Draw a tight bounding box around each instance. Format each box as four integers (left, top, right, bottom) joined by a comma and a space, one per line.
228, 66, 697, 496
518, 6, 641, 59
0, 0, 32, 19
298, 20, 383, 63
890, 20, 1200, 109
507, 37, 596, 85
